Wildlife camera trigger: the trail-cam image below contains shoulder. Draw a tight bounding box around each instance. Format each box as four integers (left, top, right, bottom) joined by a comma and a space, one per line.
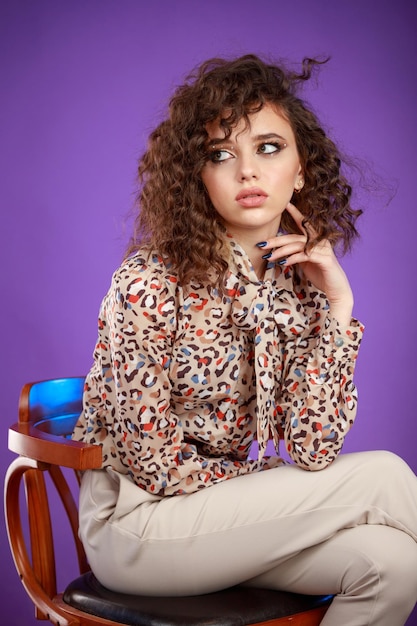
104, 250, 180, 325
111, 249, 179, 295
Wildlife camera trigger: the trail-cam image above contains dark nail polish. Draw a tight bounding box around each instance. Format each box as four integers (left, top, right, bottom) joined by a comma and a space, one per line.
262, 251, 272, 260
277, 258, 287, 265
256, 241, 268, 248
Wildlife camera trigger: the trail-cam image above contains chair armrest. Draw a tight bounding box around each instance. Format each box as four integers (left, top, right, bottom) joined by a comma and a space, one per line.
8, 423, 102, 471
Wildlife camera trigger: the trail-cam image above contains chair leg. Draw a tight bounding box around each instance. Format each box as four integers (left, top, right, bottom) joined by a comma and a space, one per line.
5, 457, 76, 626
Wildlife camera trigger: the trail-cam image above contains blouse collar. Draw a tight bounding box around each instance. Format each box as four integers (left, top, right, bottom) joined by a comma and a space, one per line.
226, 233, 294, 290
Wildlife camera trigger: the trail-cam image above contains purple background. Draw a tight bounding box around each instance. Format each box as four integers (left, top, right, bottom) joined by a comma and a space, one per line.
1, 1, 416, 623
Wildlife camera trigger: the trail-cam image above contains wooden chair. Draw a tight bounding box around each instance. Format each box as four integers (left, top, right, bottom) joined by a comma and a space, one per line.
5, 377, 332, 626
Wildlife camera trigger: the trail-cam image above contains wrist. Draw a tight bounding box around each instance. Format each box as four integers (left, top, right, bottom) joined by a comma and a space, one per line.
330, 307, 353, 330
329, 296, 354, 329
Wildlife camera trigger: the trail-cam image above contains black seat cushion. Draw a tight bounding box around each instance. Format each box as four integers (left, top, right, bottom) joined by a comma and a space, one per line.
63, 572, 332, 626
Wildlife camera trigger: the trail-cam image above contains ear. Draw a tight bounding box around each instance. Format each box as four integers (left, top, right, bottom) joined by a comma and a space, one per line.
294, 170, 304, 193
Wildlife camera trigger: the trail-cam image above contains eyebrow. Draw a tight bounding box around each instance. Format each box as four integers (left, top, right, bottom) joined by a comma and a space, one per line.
207, 132, 287, 146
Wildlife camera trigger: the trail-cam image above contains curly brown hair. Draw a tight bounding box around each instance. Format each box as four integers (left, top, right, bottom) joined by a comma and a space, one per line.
127, 54, 362, 286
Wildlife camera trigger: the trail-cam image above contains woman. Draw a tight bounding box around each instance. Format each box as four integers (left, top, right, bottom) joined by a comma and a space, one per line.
73, 55, 417, 625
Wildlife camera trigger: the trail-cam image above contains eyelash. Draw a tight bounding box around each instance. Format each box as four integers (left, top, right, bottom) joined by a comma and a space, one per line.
258, 141, 283, 154
207, 141, 285, 163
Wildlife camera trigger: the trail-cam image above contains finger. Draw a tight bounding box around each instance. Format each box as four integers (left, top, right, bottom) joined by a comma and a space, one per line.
284, 202, 306, 233
278, 240, 335, 267
257, 233, 306, 251
275, 251, 312, 267
264, 241, 307, 262
285, 202, 318, 237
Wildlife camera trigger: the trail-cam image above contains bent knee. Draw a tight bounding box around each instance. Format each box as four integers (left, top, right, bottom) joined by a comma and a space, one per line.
354, 450, 414, 482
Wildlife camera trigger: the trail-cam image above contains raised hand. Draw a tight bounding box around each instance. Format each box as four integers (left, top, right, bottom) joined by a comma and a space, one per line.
261, 202, 354, 328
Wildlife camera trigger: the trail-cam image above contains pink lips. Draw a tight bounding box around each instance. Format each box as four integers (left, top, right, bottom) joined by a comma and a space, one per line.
235, 187, 268, 208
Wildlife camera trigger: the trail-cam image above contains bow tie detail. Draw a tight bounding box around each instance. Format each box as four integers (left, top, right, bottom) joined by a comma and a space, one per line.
230, 278, 308, 461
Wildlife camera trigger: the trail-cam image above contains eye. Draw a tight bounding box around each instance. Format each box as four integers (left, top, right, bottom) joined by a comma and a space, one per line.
208, 149, 234, 163
257, 142, 283, 155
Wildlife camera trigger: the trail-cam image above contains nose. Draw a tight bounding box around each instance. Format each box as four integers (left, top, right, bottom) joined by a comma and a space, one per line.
237, 153, 260, 181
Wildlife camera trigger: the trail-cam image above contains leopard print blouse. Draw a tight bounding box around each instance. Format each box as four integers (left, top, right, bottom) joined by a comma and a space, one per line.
72, 237, 363, 496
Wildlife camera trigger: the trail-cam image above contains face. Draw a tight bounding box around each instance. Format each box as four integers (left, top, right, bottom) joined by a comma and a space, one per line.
201, 104, 303, 240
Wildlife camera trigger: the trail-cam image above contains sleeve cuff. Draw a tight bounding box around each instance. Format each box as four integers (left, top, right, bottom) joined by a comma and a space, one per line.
331, 317, 364, 360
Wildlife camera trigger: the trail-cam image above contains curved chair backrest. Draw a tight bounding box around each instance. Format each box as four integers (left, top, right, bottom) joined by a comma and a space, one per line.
10, 377, 101, 470
19, 376, 85, 432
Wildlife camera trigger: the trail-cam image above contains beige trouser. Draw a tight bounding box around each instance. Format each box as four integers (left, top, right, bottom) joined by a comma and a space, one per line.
79, 450, 417, 625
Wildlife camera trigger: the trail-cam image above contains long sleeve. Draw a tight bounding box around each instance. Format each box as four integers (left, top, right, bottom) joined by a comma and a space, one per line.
276, 273, 364, 470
